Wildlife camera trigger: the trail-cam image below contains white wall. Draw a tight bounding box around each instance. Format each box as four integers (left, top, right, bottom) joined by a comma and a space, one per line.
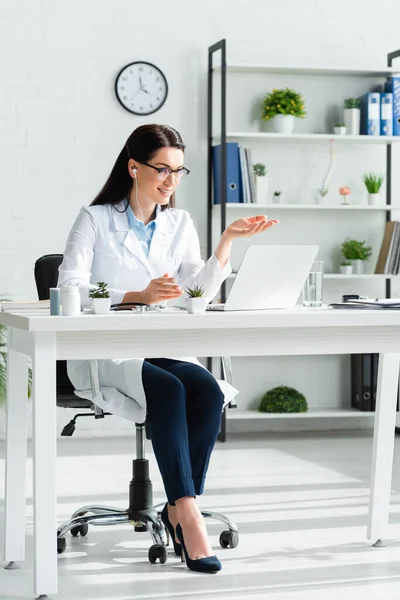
2, 0, 400, 432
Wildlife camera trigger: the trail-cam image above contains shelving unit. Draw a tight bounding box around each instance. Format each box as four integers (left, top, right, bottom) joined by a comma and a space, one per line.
207, 39, 400, 440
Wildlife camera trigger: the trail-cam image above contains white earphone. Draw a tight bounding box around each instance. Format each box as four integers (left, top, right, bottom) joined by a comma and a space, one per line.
132, 168, 137, 176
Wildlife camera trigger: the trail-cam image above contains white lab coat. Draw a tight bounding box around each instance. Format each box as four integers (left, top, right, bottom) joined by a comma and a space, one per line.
58, 200, 238, 423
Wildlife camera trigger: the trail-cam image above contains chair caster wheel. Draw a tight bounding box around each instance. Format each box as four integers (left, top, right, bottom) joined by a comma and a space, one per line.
219, 530, 239, 549
148, 544, 168, 564
57, 537, 66, 554
71, 524, 89, 537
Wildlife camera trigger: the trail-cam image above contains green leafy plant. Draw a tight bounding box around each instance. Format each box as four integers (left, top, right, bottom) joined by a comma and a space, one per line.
344, 97, 361, 109
335, 123, 346, 127
363, 172, 385, 194
259, 385, 308, 413
0, 300, 32, 406
262, 88, 306, 121
185, 285, 205, 298
317, 187, 329, 197
341, 239, 372, 261
88, 282, 110, 299
341, 261, 351, 266
273, 190, 281, 197
253, 163, 267, 177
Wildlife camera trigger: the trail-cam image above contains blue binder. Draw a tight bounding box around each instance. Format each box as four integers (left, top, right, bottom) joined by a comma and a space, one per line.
380, 93, 393, 136
213, 143, 243, 204
385, 77, 400, 135
360, 93, 380, 136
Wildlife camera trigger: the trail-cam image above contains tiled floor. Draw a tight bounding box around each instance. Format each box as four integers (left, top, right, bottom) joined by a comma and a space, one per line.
1, 431, 400, 600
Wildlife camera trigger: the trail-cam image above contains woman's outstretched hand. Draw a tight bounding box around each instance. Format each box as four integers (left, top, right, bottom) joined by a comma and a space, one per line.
141, 273, 183, 305
224, 215, 279, 240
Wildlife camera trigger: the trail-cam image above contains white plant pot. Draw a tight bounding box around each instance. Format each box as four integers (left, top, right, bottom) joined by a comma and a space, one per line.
185, 298, 208, 314
254, 175, 269, 203
340, 265, 353, 275
368, 193, 381, 205
350, 259, 364, 274
343, 108, 361, 135
92, 297, 111, 314
273, 114, 295, 134
272, 195, 281, 204
334, 126, 347, 135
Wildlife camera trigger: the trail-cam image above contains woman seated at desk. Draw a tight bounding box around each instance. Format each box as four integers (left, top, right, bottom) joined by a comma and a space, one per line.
58, 123, 278, 573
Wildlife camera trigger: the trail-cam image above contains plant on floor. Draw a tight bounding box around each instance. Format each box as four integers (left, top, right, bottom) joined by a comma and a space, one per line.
259, 385, 308, 413
0, 301, 32, 406
261, 88, 306, 121
88, 282, 110, 299
185, 285, 205, 298
363, 173, 385, 194
344, 97, 361, 109
253, 163, 267, 177
341, 238, 372, 261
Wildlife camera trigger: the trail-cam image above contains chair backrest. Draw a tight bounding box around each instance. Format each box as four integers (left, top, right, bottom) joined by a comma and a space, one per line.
34, 254, 87, 406
34, 254, 64, 300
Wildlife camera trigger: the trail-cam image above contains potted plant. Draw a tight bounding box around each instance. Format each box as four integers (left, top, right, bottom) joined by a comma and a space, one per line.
339, 186, 351, 205
334, 123, 347, 135
340, 238, 372, 274
89, 282, 111, 314
253, 163, 268, 204
261, 87, 306, 134
340, 261, 353, 275
259, 385, 308, 413
272, 190, 281, 203
343, 97, 361, 135
184, 285, 208, 314
363, 172, 385, 205
314, 187, 329, 204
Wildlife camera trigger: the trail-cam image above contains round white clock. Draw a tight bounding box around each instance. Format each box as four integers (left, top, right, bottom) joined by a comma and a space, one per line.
115, 61, 168, 116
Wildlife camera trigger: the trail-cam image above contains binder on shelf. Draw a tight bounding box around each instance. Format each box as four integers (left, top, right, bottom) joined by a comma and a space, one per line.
351, 354, 372, 412
213, 142, 243, 204
360, 92, 380, 136
384, 76, 400, 135
375, 221, 396, 274
380, 92, 393, 136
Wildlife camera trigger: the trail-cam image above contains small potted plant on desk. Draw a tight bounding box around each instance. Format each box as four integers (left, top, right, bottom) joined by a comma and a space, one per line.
340, 239, 372, 274
363, 172, 385, 205
89, 282, 111, 314
184, 285, 208, 314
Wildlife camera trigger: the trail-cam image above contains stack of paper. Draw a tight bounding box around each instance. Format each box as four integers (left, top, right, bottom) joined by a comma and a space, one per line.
0, 300, 50, 313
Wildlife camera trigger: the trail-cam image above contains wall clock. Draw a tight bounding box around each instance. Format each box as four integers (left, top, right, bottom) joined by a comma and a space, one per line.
115, 61, 168, 116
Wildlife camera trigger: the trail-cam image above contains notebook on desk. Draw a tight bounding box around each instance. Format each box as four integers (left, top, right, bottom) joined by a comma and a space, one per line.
207, 244, 319, 311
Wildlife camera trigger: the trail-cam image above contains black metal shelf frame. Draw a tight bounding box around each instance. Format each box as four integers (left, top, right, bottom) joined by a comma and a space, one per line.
207, 40, 400, 441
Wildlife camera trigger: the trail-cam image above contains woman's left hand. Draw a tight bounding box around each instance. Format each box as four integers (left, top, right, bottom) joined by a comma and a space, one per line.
224, 215, 279, 240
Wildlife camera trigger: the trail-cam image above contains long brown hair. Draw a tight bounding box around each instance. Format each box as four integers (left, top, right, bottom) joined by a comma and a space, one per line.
91, 124, 185, 210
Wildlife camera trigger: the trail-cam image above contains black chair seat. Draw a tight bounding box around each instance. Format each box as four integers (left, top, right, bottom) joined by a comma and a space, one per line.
56, 394, 93, 410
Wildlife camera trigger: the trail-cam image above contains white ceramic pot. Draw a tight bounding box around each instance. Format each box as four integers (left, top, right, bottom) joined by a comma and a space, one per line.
255, 175, 269, 203
368, 193, 380, 205
92, 297, 111, 314
272, 194, 281, 204
334, 126, 347, 135
274, 114, 295, 134
350, 259, 364, 274
340, 265, 353, 275
343, 108, 360, 135
185, 298, 208, 314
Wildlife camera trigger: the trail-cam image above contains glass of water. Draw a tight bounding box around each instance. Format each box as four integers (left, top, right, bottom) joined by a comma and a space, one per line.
302, 261, 324, 308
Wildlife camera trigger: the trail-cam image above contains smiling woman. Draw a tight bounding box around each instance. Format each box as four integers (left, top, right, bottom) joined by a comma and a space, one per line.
57, 123, 277, 572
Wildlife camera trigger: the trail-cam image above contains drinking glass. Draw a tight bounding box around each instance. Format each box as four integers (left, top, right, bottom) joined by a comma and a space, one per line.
302, 261, 324, 308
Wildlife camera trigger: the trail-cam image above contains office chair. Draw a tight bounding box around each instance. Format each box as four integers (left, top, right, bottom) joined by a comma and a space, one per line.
34, 254, 239, 563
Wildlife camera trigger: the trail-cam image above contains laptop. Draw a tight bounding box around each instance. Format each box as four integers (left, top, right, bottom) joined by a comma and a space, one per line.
207, 244, 319, 311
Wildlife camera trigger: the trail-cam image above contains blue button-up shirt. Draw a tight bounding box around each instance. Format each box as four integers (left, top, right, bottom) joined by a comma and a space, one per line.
127, 205, 157, 258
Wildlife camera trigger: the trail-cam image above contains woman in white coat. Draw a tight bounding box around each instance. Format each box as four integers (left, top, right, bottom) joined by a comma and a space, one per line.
58, 124, 278, 573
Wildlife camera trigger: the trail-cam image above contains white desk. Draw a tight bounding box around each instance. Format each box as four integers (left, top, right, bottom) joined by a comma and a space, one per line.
2, 307, 400, 598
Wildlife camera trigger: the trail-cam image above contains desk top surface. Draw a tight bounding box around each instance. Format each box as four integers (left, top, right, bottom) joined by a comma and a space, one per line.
2, 306, 400, 332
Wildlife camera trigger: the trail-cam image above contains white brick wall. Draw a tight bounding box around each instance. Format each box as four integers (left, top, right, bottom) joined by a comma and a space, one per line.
2, 0, 400, 433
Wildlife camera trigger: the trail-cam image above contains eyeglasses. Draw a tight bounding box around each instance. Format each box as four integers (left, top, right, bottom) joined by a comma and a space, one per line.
142, 162, 190, 182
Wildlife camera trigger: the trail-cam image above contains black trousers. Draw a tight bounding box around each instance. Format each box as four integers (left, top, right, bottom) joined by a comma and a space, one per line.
142, 358, 224, 504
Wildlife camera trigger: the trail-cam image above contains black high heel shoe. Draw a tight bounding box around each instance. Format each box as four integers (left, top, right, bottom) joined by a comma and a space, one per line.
176, 523, 222, 573
160, 503, 182, 557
